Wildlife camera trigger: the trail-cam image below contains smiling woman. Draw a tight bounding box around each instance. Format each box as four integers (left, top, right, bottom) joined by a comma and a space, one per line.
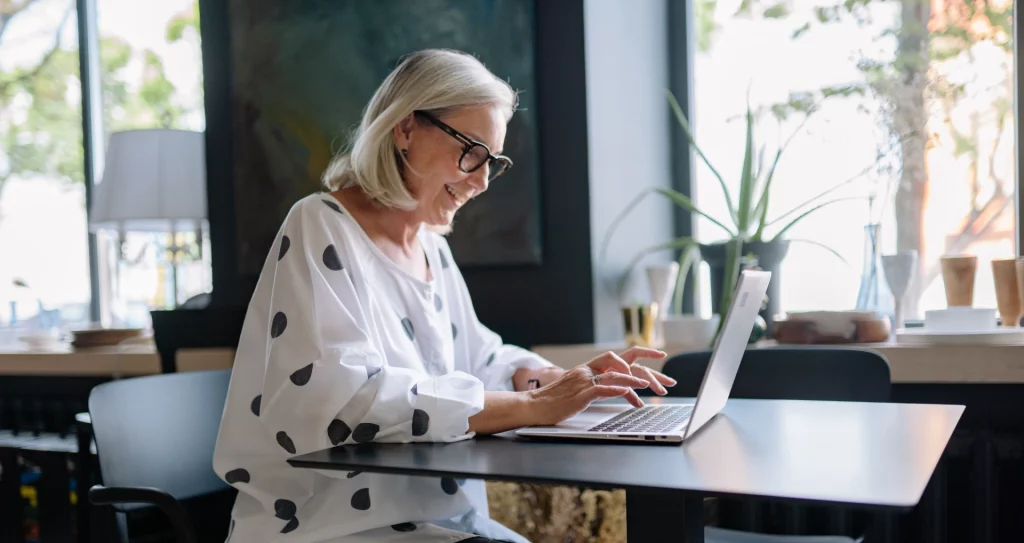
213, 49, 673, 543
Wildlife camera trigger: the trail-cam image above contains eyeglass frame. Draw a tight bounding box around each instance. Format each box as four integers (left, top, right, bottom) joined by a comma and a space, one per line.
412, 110, 513, 180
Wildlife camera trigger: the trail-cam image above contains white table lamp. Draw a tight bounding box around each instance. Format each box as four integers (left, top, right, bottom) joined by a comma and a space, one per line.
89, 129, 208, 308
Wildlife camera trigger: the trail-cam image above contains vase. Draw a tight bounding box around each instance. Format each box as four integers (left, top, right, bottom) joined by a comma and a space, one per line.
881, 250, 917, 331
855, 224, 894, 321
645, 263, 679, 346
701, 239, 789, 331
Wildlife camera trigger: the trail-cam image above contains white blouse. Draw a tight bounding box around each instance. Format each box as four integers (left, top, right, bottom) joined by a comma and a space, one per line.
212, 193, 552, 542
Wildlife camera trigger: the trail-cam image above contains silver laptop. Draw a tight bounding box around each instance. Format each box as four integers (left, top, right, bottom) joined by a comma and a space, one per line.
516, 269, 771, 444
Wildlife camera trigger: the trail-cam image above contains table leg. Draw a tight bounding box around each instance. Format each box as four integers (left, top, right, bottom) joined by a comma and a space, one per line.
626, 488, 705, 542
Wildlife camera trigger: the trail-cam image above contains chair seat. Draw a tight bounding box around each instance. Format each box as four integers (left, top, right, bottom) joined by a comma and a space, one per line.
706, 526, 859, 543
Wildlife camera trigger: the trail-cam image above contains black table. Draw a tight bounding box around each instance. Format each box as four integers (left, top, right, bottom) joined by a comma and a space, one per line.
289, 398, 964, 542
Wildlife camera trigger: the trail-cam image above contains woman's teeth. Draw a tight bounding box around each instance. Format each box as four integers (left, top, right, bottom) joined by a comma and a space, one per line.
445, 185, 465, 205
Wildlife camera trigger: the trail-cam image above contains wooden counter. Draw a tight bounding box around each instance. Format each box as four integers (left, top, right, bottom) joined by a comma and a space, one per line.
531, 340, 1024, 384
0, 345, 235, 376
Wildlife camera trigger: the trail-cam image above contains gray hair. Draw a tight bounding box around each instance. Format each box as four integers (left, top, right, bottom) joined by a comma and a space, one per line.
322, 49, 518, 209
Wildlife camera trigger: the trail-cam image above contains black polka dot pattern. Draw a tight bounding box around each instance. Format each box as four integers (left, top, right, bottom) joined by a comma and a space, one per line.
412, 409, 430, 437
250, 395, 262, 416
328, 419, 352, 446
434, 293, 443, 312
439, 248, 450, 269
351, 488, 371, 510
441, 477, 459, 495
401, 318, 414, 341
278, 235, 291, 261
224, 468, 250, 484
290, 363, 313, 386
486, 353, 496, 367
411, 383, 418, 396
346, 471, 362, 479
451, 322, 458, 340
274, 499, 296, 520
392, 523, 417, 532
353, 423, 379, 443
276, 431, 296, 454
271, 312, 287, 338
323, 244, 343, 271
322, 199, 343, 214
281, 516, 299, 534
367, 366, 381, 379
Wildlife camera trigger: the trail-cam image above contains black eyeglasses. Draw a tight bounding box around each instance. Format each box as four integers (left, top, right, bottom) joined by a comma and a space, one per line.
414, 111, 513, 181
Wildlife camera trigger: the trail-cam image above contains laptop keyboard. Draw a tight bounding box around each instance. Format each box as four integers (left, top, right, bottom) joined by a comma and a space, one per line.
588, 405, 693, 433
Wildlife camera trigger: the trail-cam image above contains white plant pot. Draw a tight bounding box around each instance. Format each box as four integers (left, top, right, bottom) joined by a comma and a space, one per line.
662, 314, 721, 349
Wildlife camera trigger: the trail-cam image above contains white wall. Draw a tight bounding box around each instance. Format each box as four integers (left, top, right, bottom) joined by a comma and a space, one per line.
585, 0, 675, 343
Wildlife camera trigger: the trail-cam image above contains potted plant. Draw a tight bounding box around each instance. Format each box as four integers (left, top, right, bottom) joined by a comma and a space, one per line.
602, 90, 856, 340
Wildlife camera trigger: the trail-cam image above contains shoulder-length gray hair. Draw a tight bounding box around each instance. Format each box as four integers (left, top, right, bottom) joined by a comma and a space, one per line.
322, 49, 518, 210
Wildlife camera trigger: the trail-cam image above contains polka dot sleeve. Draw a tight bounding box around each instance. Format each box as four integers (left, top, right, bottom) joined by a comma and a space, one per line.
256, 200, 485, 459
435, 240, 555, 392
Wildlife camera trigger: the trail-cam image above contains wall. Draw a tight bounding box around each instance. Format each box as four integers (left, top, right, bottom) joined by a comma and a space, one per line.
584, 0, 676, 343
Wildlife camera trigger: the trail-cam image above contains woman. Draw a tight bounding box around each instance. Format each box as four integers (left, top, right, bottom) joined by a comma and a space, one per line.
213, 49, 675, 543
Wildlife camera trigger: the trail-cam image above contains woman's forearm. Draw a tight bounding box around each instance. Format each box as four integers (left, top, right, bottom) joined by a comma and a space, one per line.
467, 391, 535, 435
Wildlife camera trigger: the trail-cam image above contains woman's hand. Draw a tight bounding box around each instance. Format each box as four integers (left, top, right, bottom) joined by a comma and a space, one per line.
525, 347, 670, 427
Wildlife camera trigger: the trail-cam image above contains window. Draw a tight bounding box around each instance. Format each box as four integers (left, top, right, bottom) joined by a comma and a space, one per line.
690, 0, 1016, 320
0, 0, 207, 340
0, 0, 90, 332
94, 0, 208, 327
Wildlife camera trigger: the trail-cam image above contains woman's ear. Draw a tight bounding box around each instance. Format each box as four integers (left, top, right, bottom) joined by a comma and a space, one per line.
392, 112, 417, 149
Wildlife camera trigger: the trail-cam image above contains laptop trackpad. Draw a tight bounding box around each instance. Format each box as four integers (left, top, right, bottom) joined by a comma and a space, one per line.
536, 404, 631, 431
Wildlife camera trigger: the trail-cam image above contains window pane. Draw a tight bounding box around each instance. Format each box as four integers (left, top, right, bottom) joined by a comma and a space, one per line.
691, 0, 1016, 321
0, 0, 90, 339
96, 0, 207, 327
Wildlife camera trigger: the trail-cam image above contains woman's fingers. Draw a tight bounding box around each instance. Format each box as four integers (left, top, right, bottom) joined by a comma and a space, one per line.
618, 346, 667, 365
593, 372, 650, 389
646, 368, 677, 387
588, 385, 644, 407
586, 351, 633, 375
634, 365, 667, 396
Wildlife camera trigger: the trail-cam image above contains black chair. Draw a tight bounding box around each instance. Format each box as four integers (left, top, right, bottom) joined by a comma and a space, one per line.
87, 369, 235, 543
659, 346, 892, 543
659, 346, 891, 402
150, 307, 246, 373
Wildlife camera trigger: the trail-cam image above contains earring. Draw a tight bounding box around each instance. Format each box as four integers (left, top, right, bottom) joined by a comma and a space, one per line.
401, 149, 409, 158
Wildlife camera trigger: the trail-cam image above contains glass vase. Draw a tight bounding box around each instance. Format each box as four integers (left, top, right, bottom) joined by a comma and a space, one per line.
855, 223, 894, 320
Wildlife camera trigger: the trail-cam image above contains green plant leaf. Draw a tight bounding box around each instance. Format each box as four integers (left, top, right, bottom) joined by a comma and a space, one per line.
788, 238, 852, 268
666, 89, 739, 229
654, 187, 736, 238
672, 243, 700, 315
736, 104, 756, 235
763, 2, 790, 18
769, 196, 862, 241
717, 238, 744, 329
752, 149, 782, 240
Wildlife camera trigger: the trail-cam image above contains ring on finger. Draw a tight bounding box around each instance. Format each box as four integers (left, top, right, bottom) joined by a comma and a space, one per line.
591, 373, 602, 386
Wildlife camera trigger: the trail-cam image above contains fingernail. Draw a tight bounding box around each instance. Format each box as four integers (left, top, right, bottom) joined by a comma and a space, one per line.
665, 378, 677, 385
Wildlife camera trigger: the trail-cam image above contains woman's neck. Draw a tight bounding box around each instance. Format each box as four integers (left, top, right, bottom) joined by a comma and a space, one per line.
331, 188, 428, 272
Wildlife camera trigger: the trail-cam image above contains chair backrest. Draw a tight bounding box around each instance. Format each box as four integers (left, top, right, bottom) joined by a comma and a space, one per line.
88, 370, 232, 501
151, 308, 246, 373
660, 346, 891, 402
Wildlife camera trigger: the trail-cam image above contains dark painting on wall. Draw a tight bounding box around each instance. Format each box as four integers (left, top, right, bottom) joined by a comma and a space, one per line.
227, 0, 542, 276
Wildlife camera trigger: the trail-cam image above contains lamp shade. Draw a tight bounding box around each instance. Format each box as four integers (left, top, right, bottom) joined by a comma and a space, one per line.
90, 129, 207, 233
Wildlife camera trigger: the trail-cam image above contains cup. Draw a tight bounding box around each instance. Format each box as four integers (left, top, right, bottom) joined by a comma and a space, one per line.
1016, 258, 1024, 326
992, 258, 1021, 327
940, 255, 978, 307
